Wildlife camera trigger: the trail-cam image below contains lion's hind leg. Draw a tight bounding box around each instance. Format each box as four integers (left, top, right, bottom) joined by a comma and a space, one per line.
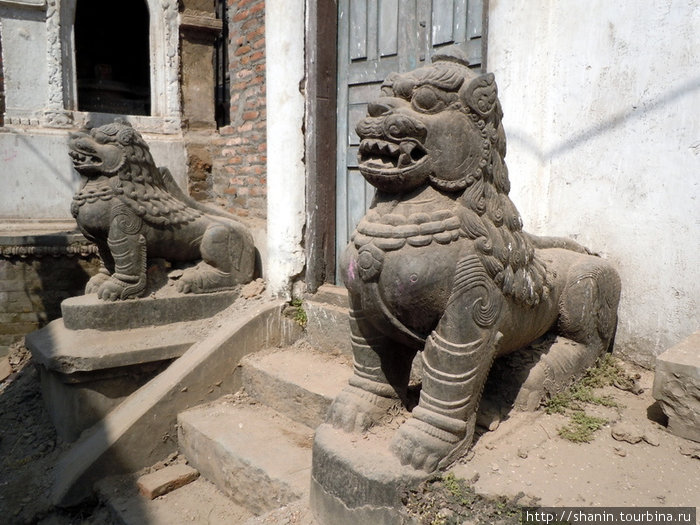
557, 255, 621, 357
177, 221, 255, 293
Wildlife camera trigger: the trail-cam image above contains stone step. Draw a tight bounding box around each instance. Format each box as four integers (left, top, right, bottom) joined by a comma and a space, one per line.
178, 397, 314, 516
96, 471, 254, 525
241, 342, 353, 428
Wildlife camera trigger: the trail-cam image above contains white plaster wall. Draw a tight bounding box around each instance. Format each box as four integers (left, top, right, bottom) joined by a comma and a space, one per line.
488, 1, 699, 366
0, 12, 47, 115
265, 0, 307, 298
0, 130, 188, 219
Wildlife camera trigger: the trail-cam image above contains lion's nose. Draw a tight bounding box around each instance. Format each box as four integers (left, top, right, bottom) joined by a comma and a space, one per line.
367, 99, 394, 117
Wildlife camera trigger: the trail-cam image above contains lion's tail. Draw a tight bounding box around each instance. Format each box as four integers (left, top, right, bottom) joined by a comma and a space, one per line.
524, 232, 593, 255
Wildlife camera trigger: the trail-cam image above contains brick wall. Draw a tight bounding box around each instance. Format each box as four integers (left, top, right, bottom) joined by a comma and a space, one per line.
212, 0, 266, 218
0, 255, 100, 357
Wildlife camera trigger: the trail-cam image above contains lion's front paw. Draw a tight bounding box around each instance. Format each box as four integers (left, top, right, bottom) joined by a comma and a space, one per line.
97, 277, 128, 301
85, 271, 110, 294
327, 385, 396, 433
390, 418, 461, 472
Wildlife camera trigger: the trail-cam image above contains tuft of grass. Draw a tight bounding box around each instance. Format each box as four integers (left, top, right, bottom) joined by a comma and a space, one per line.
543, 354, 630, 442
557, 412, 607, 443
288, 298, 308, 328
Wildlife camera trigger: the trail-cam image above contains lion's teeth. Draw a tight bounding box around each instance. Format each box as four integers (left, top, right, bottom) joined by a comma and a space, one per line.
398, 153, 412, 168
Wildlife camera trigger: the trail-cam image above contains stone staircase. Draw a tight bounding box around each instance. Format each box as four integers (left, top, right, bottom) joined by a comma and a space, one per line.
98, 287, 354, 524
178, 343, 352, 517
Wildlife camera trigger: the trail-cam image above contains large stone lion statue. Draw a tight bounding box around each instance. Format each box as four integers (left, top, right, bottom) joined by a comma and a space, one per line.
69, 121, 255, 300
329, 48, 621, 471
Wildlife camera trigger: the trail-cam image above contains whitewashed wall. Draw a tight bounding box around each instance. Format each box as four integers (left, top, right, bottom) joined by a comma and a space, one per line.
487, 1, 699, 366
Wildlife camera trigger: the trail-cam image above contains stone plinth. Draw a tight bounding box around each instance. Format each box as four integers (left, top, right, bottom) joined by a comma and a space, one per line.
61, 289, 239, 331
26, 289, 239, 441
311, 423, 427, 525
652, 331, 700, 442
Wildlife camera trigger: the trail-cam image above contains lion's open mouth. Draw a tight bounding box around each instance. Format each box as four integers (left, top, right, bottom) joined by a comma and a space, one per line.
69, 148, 103, 169
358, 139, 426, 171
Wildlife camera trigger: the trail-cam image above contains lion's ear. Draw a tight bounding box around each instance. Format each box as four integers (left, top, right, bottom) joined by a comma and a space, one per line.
460, 73, 498, 118
117, 127, 138, 145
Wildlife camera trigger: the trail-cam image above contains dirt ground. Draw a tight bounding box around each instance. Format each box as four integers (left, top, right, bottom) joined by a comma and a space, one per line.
1, 340, 698, 525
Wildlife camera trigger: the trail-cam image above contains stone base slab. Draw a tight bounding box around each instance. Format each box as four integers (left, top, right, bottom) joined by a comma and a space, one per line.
653, 331, 700, 442
26, 318, 203, 375
61, 288, 239, 331
310, 423, 427, 525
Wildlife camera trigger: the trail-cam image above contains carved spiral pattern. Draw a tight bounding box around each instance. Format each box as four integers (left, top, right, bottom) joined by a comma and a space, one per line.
450, 255, 502, 328
111, 204, 143, 235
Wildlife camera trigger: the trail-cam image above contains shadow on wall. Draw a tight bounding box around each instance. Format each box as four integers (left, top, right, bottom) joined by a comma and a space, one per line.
506, 74, 700, 162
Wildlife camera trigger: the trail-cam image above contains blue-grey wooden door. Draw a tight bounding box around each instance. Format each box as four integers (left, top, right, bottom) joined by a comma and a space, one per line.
335, 0, 484, 279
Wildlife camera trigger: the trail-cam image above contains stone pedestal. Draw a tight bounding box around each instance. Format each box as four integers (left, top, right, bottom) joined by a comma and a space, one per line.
26, 288, 239, 441
311, 423, 427, 525
653, 331, 700, 442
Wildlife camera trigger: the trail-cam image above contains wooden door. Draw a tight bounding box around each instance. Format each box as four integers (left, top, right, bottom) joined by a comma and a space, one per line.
335, 0, 485, 278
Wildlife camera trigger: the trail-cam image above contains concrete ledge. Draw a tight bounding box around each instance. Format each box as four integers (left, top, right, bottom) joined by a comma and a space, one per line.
52, 298, 302, 506
653, 331, 700, 442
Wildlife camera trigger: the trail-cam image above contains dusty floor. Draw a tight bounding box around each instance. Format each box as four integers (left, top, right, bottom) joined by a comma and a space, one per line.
1, 341, 698, 524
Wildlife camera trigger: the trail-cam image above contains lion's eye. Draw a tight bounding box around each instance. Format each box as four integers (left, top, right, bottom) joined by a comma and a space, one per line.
412, 86, 443, 113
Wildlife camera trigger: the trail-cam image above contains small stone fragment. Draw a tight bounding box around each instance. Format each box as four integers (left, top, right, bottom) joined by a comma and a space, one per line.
611, 422, 643, 444
613, 446, 627, 457
0, 356, 12, 381
137, 463, 199, 500
241, 278, 266, 299
679, 443, 700, 459
517, 448, 528, 459
642, 431, 660, 447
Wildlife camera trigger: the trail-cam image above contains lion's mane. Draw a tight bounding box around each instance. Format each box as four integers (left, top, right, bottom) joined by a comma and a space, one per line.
397, 55, 550, 307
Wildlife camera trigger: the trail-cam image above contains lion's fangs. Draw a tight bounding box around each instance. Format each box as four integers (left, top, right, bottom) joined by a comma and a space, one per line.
359, 139, 426, 170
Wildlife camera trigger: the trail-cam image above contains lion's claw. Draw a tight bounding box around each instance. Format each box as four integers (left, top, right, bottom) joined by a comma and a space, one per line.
391, 418, 460, 472
85, 272, 110, 295
327, 385, 395, 433
97, 278, 127, 301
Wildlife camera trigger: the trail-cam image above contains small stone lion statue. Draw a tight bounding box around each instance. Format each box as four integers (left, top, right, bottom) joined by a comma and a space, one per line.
329, 48, 621, 471
69, 121, 255, 300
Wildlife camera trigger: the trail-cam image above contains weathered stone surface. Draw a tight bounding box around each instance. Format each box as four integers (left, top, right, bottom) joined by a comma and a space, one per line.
241, 345, 352, 429
26, 318, 201, 374
61, 288, 240, 331
305, 285, 352, 357
178, 400, 313, 515
37, 361, 168, 443
311, 424, 426, 525
51, 299, 297, 507
69, 121, 255, 301
137, 464, 200, 500
653, 331, 700, 442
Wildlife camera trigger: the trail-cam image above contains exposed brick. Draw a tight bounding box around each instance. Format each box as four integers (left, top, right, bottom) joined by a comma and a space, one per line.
233, 9, 249, 22
208, 0, 267, 219
137, 464, 199, 500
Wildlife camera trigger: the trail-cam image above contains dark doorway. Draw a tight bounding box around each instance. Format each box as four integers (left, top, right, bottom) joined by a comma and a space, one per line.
74, 0, 151, 115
